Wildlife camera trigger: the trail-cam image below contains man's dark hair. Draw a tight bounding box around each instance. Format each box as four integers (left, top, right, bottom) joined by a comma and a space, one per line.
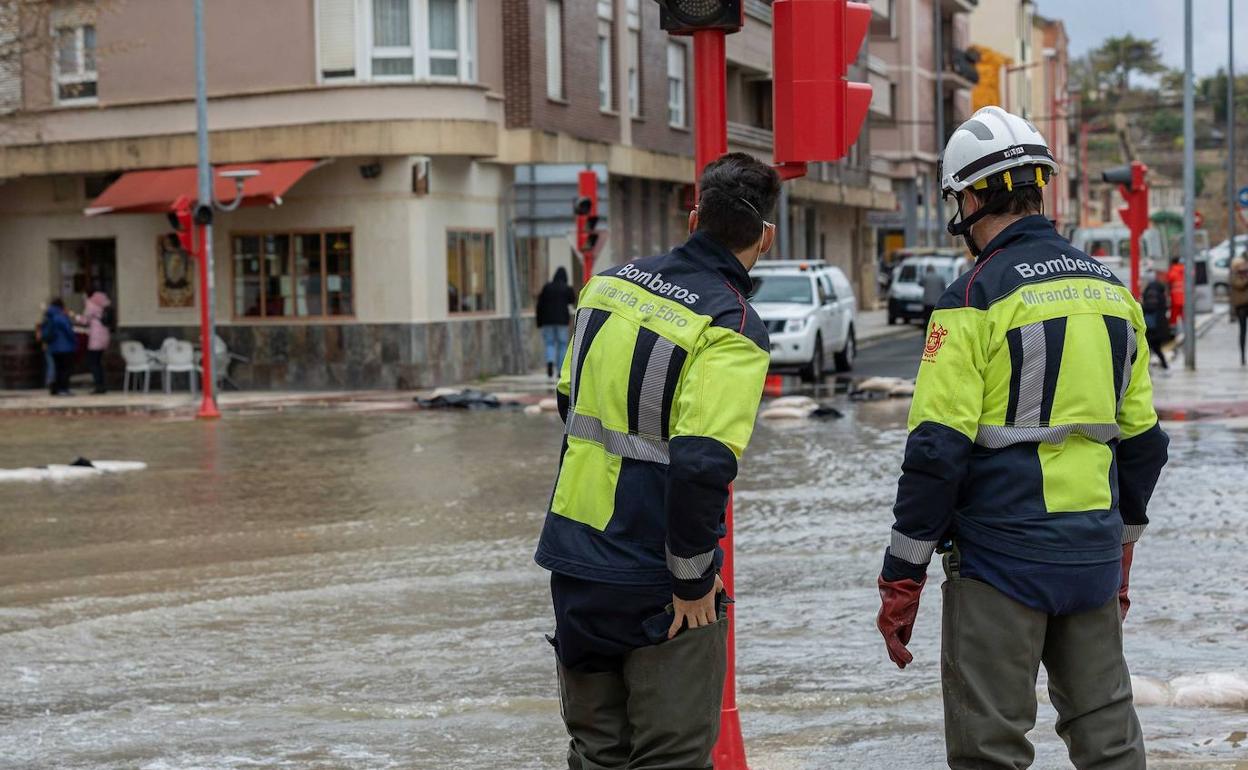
968, 180, 1044, 218
696, 152, 781, 252
50, 297, 64, 309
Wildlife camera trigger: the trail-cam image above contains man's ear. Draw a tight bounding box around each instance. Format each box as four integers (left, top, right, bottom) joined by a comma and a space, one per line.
761, 223, 776, 256
688, 209, 698, 235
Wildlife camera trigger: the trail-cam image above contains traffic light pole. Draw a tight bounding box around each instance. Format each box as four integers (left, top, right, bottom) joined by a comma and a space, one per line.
1183, 0, 1197, 369
691, 26, 748, 770
692, 30, 728, 187
193, 0, 220, 418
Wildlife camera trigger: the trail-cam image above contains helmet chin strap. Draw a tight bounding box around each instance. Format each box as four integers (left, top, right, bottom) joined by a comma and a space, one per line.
946, 192, 1008, 258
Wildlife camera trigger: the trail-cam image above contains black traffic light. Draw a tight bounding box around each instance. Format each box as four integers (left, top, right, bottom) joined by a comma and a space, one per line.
656, 0, 743, 34
573, 196, 593, 217
1102, 165, 1134, 187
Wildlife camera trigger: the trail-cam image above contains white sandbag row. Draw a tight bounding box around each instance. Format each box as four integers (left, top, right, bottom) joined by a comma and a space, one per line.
1128, 672, 1248, 708
0, 460, 147, 483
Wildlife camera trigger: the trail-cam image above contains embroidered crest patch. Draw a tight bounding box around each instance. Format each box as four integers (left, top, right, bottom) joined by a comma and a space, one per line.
922, 324, 948, 363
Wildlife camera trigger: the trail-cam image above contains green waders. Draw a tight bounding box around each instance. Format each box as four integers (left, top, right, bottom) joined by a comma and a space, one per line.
556, 610, 728, 770
941, 551, 1146, 770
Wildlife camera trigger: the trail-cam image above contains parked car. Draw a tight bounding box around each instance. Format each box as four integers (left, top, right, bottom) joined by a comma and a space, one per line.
1207, 235, 1248, 296
750, 260, 857, 381
887, 249, 970, 325
1070, 224, 1166, 278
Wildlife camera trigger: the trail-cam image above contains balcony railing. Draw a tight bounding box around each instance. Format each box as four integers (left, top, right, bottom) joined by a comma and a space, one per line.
727, 121, 774, 151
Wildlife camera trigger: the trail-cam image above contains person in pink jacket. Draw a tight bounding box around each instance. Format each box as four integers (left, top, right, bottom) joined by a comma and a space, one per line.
81, 292, 112, 394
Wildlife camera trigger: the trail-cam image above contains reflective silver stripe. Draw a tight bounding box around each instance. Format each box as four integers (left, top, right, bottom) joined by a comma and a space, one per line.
1122, 523, 1147, 544
637, 337, 675, 440
1016, 321, 1046, 427
889, 530, 938, 566
666, 543, 715, 581
568, 309, 592, 411
975, 422, 1121, 449
567, 410, 670, 465
1118, 323, 1136, 411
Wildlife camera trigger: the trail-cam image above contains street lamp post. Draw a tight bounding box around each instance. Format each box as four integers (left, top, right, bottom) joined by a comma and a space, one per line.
1229, 0, 1237, 255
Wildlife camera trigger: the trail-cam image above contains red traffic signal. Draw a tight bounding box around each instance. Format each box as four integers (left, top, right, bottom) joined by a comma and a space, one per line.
575, 170, 603, 274
1102, 161, 1149, 296
165, 195, 195, 253
656, 0, 743, 34
772, 0, 872, 166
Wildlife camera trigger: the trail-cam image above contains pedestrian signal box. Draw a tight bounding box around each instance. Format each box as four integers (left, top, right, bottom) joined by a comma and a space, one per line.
772, 0, 872, 173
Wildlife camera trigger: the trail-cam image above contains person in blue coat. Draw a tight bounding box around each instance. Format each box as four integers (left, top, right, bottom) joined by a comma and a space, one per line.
42, 299, 76, 395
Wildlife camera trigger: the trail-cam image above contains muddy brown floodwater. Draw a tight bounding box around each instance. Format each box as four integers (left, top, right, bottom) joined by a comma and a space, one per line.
0, 403, 1245, 769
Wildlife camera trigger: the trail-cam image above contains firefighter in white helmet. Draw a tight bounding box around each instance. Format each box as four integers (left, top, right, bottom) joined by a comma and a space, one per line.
875, 106, 1168, 769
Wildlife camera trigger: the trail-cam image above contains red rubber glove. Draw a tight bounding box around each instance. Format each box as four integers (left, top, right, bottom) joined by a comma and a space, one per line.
877, 575, 926, 669
1119, 542, 1135, 621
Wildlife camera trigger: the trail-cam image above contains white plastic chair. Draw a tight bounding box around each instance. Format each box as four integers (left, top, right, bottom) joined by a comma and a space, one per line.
213, 334, 248, 390
163, 340, 200, 394
121, 341, 160, 393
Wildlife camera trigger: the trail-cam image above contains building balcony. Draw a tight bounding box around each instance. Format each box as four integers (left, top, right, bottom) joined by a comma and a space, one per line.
727, 121, 774, 152
0, 82, 503, 177
942, 48, 981, 93
940, 0, 978, 16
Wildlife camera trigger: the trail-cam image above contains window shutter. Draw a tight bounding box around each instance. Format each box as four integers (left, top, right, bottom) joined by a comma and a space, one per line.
0, 3, 21, 114
318, 0, 356, 79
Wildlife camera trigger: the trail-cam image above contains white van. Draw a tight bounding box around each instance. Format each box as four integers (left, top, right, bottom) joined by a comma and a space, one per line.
750, 260, 858, 381
887, 248, 971, 324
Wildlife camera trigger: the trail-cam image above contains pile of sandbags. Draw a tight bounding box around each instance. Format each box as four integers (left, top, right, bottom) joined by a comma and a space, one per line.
759, 396, 843, 420
851, 377, 915, 399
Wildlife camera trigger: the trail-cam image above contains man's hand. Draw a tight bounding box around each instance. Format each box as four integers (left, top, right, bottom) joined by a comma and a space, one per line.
1119, 541, 1135, 621
668, 574, 724, 639
877, 575, 926, 669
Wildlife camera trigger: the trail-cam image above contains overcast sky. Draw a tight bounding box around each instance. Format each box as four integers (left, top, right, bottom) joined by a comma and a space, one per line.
1036, 0, 1245, 77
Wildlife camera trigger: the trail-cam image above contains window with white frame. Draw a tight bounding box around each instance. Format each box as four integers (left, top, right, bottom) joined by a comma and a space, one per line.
626, 0, 640, 117
597, 0, 613, 111
545, 0, 563, 100
315, 0, 476, 83
667, 41, 686, 128
53, 23, 96, 104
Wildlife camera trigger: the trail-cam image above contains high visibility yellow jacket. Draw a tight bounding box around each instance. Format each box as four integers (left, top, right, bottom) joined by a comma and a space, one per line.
535, 232, 771, 600
882, 216, 1169, 602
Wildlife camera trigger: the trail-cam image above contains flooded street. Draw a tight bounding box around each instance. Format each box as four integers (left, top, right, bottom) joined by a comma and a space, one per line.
1, 400, 1245, 769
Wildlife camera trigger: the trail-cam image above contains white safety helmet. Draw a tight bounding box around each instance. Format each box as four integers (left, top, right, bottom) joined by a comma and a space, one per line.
940, 106, 1058, 195
938, 106, 1059, 255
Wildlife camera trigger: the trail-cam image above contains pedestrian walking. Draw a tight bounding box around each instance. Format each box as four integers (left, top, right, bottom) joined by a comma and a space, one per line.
41, 299, 77, 396
1166, 256, 1185, 329
80, 291, 112, 393
921, 264, 946, 324
1228, 251, 1248, 365
535, 152, 778, 770
34, 304, 55, 390
875, 107, 1169, 769
535, 267, 577, 379
1141, 272, 1171, 369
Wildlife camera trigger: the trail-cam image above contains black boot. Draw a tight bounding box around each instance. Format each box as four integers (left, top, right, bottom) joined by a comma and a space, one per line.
547, 362, 555, 379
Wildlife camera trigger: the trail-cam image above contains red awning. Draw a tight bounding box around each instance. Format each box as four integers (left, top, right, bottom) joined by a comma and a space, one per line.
84, 159, 320, 216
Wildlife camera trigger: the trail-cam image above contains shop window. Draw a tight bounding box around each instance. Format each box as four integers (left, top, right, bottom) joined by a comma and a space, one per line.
515, 237, 549, 311
53, 23, 96, 104
233, 230, 353, 319
447, 230, 496, 313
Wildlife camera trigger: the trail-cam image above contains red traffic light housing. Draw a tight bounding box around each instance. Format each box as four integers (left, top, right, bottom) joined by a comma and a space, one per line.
1102, 161, 1149, 297
656, 0, 743, 34
165, 195, 196, 253
575, 170, 603, 275
772, 0, 873, 177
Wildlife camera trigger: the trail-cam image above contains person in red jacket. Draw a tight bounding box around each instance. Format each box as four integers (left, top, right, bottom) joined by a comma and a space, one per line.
1166, 257, 1185, 328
